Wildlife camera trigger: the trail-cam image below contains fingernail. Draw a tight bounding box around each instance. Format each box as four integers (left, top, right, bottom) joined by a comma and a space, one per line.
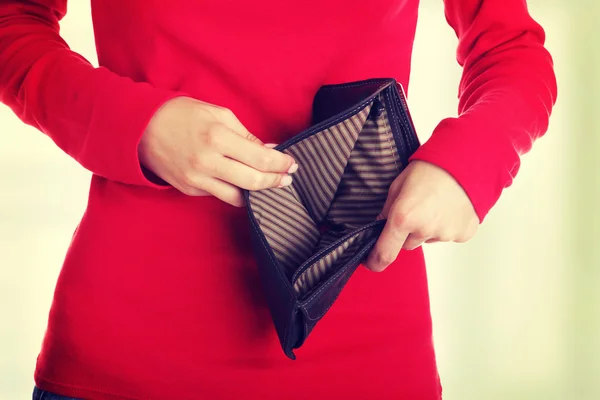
279, 175, 293, 187
287, 163, 298, 174
265, 143, 278, 148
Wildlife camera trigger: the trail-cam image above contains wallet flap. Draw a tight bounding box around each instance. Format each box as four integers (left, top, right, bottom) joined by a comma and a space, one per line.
312, 78, 395, 125
299, 227, 382, 321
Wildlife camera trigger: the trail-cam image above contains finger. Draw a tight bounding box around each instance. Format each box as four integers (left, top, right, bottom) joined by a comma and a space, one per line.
216, 128, 296, 174
215, 108, 265, 145
364, 218, 410, 273
184, 176, 246, 207
177, 187, 212, 197
211, 155, 293, 191
403, 233, 428, 251
425, 238, 440, 244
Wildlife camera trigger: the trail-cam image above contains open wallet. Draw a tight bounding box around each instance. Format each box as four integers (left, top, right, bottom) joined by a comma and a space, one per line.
243, 78, 421, 359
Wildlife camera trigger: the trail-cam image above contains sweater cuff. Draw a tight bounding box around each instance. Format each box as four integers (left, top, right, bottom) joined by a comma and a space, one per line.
81, 73, 185, 189
409, 115, 518, 223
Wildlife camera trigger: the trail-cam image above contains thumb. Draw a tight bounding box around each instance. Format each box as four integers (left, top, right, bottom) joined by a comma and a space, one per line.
378, 171, 409, 220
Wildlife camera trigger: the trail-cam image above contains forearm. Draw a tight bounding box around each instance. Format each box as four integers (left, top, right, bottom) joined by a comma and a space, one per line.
410, 0, 557, 221
0, 1, 181, 187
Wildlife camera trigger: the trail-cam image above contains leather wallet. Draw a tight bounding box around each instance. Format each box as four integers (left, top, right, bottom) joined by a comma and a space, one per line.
244, 78, 420, 359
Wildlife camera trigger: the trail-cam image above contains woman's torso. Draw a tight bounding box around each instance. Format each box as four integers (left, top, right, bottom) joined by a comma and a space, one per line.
35, 1, 442, 399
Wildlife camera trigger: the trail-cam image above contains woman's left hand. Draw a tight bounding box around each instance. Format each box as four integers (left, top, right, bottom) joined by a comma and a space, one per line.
364, 160, 479, 272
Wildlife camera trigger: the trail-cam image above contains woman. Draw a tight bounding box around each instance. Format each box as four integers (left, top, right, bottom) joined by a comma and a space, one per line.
0, 0, 557, 399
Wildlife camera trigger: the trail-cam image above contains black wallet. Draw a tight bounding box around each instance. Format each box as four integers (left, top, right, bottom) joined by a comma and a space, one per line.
244, 78, 420, 359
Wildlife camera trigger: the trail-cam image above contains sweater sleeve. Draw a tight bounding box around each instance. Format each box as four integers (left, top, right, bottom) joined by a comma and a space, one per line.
0, 1, 183, 188
409, 0, 558, 222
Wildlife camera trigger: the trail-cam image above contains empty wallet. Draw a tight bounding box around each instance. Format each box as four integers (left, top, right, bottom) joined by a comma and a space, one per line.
243, 78, 420, 359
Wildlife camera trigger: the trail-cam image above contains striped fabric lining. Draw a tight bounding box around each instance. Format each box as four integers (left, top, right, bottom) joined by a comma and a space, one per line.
249, 96, 403, 297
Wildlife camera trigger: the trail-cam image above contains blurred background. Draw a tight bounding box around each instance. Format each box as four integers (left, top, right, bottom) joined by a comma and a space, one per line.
0, 0, 597, 399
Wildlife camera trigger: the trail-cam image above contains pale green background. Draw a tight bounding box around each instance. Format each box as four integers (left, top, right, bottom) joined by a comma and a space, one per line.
0, 1, 598, 399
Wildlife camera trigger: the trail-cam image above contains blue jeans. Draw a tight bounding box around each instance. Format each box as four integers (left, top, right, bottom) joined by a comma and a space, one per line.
32, 386, 81, 400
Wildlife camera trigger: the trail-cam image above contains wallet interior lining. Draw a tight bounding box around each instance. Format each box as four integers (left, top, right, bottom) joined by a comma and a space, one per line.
292, 228, 379, 294
249, 96, 403, 296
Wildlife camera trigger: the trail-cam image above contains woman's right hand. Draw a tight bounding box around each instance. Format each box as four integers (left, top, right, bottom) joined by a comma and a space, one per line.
139, 97, 297, 207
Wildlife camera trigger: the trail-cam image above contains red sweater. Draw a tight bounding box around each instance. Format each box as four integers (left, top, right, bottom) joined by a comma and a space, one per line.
0, 1, 556, 399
